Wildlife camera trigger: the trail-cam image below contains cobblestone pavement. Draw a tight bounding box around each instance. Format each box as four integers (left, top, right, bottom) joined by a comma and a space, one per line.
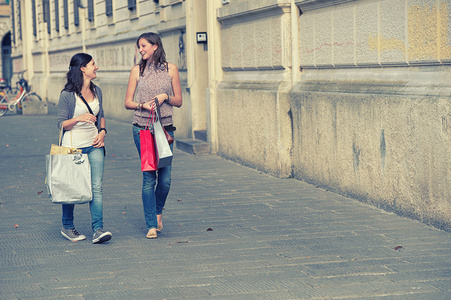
0, 113, 450, 299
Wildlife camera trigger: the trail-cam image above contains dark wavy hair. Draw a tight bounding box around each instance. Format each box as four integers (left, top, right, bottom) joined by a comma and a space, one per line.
62, 53, 97, 96
136, 32, 167, 76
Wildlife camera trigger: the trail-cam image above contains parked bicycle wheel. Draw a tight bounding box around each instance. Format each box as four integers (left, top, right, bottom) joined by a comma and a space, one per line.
0, 95, 8, 116
16, 92, 42, 114
23, 92, 42, 102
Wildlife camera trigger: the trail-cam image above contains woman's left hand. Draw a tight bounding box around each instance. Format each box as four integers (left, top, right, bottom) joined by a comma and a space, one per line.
92, 131, 105, 148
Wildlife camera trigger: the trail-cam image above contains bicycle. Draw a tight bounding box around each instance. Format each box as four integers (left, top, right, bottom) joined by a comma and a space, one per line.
0, 70, 42, 117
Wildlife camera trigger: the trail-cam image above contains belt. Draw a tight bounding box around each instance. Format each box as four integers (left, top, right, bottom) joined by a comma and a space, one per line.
133, 123, 176, 131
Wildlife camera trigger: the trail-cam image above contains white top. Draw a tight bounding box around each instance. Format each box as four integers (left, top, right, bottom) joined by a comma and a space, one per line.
62, 95, 100, 148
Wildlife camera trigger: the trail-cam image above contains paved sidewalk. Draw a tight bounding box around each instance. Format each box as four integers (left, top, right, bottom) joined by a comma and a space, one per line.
0, 113, 450, 299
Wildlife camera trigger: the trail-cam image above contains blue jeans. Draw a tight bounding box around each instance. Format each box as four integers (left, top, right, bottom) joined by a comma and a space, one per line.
133, 125, 174, 229
62, 146, 105, 232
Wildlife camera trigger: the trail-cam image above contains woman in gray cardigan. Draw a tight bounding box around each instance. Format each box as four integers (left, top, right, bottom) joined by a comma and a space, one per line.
57, 53, 112, 244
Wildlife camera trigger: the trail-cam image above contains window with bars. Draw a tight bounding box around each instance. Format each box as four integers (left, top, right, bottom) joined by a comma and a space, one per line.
106, 0, 113, 17
32, 0, 37, 36
17, 0, 21, 40
128, 0, 136, 11
55, 0, 59, 32
88, 0, 94, 22
10, 0, 15, 43
74, 0, 79, 27
63, 0, 68, 29
42, 0, 50, 34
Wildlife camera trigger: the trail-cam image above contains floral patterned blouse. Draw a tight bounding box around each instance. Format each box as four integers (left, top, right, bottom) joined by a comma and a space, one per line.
133, 61, 174, 127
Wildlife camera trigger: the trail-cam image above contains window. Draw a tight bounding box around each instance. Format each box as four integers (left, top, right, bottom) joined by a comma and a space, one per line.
74, 0, 79, 27
88, 0, 94, 22
55, 0, 59, 32
105, 0, 113, 17
17, 0, 21, 40
63, 0, 68, 29
10, 0, 14, 43
32, 0, 37, 36
43, 0, 50, 34
128, 0, 136, 11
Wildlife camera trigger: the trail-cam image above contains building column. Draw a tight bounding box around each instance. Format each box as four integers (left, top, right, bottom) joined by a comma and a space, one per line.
205, 0, 223, 154
185, 0, 209, 138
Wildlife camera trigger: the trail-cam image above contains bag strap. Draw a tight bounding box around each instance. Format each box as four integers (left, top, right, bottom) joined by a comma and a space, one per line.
58, 125, 64, 146
154, 97, 162, 120
77, 92, 98, 127
144, 110, 158, 130
58, 125, 75, 145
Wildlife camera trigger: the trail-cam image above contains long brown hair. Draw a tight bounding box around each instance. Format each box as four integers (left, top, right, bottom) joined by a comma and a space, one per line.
137, 32, 167, 76
63, 53, 97, 96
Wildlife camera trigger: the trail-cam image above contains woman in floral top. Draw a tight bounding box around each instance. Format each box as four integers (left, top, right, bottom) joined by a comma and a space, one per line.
124, 32, 182, 239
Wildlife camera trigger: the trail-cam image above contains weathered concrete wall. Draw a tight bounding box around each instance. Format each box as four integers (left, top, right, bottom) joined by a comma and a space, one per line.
298, 0, 451, 67
295, 0, 451, 230
217, 78, 292, 176
215, 0, 451, 230
216, 1, 293, 177
291, 68, 451, 230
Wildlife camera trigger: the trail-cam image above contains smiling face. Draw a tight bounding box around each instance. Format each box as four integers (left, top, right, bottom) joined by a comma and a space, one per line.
138, 38, 158, 61
81, 59, 99, 80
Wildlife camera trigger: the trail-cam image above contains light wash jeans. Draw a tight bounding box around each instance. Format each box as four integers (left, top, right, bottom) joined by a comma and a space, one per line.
62, 146, 105, 232
133, 125, 174, 230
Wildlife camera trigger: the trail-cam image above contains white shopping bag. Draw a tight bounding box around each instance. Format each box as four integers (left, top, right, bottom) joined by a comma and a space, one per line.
152, 115, 173, 169
45, 153, 92, 204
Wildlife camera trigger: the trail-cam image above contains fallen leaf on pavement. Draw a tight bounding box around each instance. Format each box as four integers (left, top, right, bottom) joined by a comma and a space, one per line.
207, 228, 213, 231
14, 224, 19, 228
394, 246, 403, 250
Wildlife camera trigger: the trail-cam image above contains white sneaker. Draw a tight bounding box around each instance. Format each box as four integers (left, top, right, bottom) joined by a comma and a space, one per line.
92, 229, 112, 244
61, 228, 86, 242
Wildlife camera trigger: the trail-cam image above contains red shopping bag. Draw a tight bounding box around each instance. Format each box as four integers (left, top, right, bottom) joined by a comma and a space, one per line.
140, 129, 157, 171
140, 112, 158, 171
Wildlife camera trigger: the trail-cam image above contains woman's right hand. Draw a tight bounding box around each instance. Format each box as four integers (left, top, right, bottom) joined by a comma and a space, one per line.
142, 98, 158, 112
76, 113, 96, 124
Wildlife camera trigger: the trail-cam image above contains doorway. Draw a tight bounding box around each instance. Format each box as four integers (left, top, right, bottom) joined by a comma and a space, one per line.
1, 32, 12, 85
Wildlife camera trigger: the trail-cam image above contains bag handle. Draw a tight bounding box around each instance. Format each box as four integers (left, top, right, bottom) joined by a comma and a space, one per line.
78, 92, 98, 127
58, 125, 76, 147
58, 125, 64, 147
144, 98, 160, 130
144, 110, 158, 130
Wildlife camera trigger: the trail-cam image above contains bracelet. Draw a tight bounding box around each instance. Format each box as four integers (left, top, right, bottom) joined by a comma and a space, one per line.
136, 103, 142, 111
99, 128, 107, 135
165, 94, 171, 104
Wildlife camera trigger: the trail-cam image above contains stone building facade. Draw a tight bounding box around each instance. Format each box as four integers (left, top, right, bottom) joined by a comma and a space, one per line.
11, 0, 451, 231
